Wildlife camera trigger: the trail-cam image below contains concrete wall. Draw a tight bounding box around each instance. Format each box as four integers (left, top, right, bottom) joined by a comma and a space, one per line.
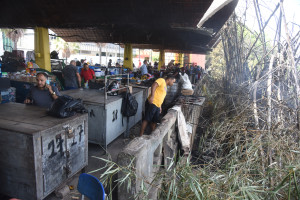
117, 103, 203, 200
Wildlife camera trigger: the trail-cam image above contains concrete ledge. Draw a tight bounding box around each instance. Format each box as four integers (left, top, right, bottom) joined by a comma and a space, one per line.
117, 109, 178, 200
117, 103, 204, 200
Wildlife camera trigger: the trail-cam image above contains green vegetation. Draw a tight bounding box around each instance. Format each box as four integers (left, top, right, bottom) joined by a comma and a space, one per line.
94, 1, 300, 199
51, 37, 80, 59
1, 28, 25, 50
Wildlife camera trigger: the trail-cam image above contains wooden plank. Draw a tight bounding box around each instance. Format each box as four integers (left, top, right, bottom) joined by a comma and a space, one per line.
41, 129, 67, 196
40, 114, 88, 197
0, 130, 37, 200
33, 133, 44, 200
0, 118, 44, 134
0, 103, 87, 135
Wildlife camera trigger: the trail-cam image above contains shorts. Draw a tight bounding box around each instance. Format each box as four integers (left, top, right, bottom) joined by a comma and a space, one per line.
144, 100, 160, 123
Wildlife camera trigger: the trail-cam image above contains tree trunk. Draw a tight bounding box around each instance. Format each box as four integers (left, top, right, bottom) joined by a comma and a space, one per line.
13, 40, 17, 50
267, 55, 275, 187
280, 1, 300, 129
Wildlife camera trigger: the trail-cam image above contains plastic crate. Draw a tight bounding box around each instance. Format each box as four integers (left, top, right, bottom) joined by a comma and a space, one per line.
122, 74, 134, 78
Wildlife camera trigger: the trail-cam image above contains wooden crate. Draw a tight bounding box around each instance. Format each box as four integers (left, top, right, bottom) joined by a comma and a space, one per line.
0, 103, 88, 200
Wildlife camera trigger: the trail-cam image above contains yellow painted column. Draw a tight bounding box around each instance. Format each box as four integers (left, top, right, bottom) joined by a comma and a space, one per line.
34, 27, 51, 71
175, 53, 179, 64
158, 49, 165, 71
189, 54, 193, 65
179, 53, 184, 68
123, 43, 133, 71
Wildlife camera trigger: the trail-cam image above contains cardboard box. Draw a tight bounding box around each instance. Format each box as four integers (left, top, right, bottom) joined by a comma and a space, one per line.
119, 85, 132, 94
181, 89, 194, 96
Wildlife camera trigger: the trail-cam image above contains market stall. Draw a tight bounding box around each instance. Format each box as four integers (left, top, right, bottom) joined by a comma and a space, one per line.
0, 103, 88, 200
0, 77, 15, 104
61, 87, 143, 149
8, 71, 60, 103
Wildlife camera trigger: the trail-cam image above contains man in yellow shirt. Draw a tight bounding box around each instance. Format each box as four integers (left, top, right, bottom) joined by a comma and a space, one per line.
139, 74, 176, 136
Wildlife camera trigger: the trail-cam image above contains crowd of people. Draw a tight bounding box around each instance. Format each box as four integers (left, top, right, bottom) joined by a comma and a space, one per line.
134, 59, 205, 84
24, 59, 95, 108
23, 59, 204, 134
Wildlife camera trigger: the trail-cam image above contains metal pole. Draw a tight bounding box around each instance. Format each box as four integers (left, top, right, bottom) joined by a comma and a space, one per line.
104, 75, 107, 104
125, 72, 130, 138
127, 73, 129, 91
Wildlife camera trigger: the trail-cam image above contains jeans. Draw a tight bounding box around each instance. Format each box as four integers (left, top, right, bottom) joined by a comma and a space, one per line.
64, 86, 78, 90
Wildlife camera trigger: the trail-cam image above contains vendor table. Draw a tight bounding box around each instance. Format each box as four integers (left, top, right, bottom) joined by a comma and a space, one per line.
0, 103, 88, 200
61, 88, 143, 148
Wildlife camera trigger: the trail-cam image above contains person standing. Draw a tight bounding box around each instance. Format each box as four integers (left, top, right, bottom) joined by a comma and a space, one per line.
80, 63, 96, 82
189, 64, 195, 84
139, 74, 176, 136
108, 59, 112, 67
76, 60, 81, 66
80, 59, 86, 66
62, 60, 81, 90
154, 61, 158, 70
140, 60, 148, 75
195, 66, 201, 82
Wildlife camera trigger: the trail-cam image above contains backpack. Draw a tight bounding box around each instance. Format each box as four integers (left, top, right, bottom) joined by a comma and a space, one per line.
48, 95, 87, 118
121, 92, 138, 117
121, 92, 138, 127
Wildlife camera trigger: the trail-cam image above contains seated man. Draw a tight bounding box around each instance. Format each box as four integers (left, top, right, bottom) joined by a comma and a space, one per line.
24, 72, 60, 108
139, 74, 176, 136
80, 63, 96, 82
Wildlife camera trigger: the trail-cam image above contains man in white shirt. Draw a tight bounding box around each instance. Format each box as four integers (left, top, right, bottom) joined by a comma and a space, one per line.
140, 60, 148, 75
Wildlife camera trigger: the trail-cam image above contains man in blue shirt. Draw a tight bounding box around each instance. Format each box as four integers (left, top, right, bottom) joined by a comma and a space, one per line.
24, 73, 60, 108
140, 60, 148, 75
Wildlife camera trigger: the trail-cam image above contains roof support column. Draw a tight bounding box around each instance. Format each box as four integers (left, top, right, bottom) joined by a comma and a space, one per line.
179, 53, 184, 68
123, 43, 133, 70
175, 53, 184, 67
158, 49, 165, 71
189, 54, 193, 65
34, 27, 51, 71
175, 53, 179, 64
